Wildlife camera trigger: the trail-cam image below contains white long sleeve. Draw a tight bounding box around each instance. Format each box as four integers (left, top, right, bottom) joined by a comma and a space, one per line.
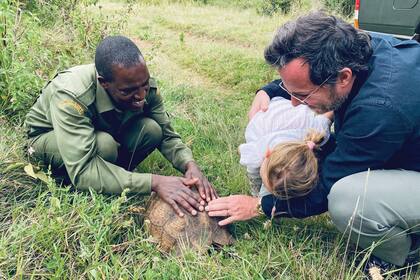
239, 97, 331, 170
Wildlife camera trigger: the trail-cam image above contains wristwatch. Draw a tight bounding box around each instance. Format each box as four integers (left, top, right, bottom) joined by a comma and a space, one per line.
256, 197, 265, 216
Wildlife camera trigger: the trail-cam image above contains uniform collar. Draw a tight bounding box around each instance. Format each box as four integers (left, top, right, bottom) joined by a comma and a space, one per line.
95, 72, 116, 114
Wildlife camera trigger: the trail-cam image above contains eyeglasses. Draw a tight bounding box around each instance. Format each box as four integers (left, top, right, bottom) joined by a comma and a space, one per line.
279, 74, 334, 105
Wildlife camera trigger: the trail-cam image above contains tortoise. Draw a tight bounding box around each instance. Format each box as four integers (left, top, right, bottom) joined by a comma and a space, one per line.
144, 188, 234, 254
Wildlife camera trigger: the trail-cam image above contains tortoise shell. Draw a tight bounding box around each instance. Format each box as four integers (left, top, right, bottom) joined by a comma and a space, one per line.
144, 188, 234, 254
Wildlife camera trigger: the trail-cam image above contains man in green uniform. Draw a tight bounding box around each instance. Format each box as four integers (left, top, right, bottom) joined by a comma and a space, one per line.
25, 35, 217, 216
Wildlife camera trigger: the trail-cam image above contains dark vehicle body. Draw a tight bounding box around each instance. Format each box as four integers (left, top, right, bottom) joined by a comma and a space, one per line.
356, 0, 420, 41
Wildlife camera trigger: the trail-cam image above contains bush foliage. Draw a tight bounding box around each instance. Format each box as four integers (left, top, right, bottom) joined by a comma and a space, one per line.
0, 0, 355, 120
0, 0, 129, 119
1, 1, 419, 279
322, 0, 355, 18
256, 0, 293, 15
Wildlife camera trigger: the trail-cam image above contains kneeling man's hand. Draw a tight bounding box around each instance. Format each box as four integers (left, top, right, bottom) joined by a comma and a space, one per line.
151, 175, 204, 217
184, 161, 219, 203
205, 195, 261, 226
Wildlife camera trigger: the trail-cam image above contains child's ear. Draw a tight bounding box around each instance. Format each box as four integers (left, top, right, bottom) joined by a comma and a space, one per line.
265, 148, 272, 158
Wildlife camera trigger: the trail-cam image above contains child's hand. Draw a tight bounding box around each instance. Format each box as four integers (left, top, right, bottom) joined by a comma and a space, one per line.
248, 90, 270, 121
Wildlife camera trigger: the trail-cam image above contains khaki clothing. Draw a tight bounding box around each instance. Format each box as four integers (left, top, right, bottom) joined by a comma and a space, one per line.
328, 170, 420, 266
25, 64, 193, 194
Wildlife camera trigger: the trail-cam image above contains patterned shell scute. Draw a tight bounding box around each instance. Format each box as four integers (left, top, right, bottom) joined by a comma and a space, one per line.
145, 189, 234, 254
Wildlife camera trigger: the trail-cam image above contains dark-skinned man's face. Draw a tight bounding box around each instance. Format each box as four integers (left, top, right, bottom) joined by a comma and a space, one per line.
100, 61, 150, 111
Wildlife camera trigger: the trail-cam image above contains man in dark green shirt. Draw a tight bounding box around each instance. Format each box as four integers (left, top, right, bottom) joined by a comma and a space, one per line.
25, 35, 217, 216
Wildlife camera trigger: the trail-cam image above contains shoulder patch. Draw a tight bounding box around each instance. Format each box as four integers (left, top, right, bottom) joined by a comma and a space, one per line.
59, 99, 85, 115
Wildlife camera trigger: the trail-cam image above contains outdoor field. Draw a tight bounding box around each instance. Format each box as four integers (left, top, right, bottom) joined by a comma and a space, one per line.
1, 0, 418, 279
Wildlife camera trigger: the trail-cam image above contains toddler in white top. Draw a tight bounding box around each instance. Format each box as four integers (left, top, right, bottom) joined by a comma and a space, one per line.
239, 97, 332, 197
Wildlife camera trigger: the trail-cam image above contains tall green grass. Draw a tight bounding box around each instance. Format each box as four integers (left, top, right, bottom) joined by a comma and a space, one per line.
0, 0, 131, 119
0, 0, 417, 279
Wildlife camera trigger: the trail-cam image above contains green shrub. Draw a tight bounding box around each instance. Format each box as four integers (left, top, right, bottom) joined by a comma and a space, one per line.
0, 1, 45, 116
22, 0, 78, 24
22, 0, 99, 24
0, 0, 129, 120
322, 0, 355, 17
256, 0, 293, 16
193, 0, 295, 15
70, 4, 130, 50
193, 0, 255, 9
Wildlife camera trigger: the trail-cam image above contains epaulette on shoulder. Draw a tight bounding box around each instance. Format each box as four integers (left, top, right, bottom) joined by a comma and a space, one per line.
54, 64, 96, 107
73, 83, 96, 107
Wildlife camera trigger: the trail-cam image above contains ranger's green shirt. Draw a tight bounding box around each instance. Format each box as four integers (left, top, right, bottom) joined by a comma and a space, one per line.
25, 64, 193, 194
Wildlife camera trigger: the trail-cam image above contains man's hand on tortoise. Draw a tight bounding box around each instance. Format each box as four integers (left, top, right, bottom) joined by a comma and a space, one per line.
205, 195, 261, 226
151, 175, 204, 217
184, 161, 218, 203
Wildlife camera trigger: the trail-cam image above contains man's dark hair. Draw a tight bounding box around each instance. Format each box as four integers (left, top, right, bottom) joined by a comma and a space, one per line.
95, 35, 143, 81
264, 11, 373, 85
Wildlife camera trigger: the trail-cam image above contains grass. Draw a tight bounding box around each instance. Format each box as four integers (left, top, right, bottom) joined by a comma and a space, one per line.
0, 1, 418, 279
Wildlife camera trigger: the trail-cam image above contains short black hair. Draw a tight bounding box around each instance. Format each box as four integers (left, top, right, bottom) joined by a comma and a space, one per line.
95, 35, 143, 82
264, 11, 373, 85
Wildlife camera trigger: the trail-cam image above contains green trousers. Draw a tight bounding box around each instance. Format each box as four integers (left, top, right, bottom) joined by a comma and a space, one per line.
328, 169, 420, 266
29, 117, 162, 178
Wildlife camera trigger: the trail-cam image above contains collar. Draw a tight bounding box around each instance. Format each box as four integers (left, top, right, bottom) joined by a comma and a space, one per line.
95, 73, 116, 114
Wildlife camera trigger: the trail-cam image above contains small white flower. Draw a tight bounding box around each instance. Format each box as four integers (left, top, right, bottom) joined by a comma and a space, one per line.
243, 232, 252, 240
263, 220, 272, 230
28, 146, 35, 155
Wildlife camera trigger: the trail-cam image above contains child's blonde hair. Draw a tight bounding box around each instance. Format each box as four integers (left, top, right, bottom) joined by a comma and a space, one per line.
264, 130, 325, 199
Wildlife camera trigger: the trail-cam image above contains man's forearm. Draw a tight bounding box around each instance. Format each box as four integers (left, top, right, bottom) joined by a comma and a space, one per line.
260, 190, 328, 219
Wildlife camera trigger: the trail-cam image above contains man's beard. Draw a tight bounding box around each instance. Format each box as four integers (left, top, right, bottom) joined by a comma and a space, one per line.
311, 87, 347, 114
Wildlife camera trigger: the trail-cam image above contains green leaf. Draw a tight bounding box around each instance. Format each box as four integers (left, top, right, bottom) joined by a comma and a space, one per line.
23, 163, 49, 184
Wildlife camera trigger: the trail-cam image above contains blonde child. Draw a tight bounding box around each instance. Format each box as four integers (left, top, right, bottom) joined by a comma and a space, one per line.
259, 130, 326, 199
239, 96, 332, 198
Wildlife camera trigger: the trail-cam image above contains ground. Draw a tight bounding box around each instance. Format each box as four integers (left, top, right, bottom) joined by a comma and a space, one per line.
0, 1, 418, 279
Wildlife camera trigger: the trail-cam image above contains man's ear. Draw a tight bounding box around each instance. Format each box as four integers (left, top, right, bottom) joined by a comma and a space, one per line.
97, 75, 109, 89
336, 67, 354, 88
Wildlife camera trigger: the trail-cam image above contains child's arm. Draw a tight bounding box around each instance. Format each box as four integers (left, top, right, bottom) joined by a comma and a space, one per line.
239, 142, 264, 196
247, 167, 262, 197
